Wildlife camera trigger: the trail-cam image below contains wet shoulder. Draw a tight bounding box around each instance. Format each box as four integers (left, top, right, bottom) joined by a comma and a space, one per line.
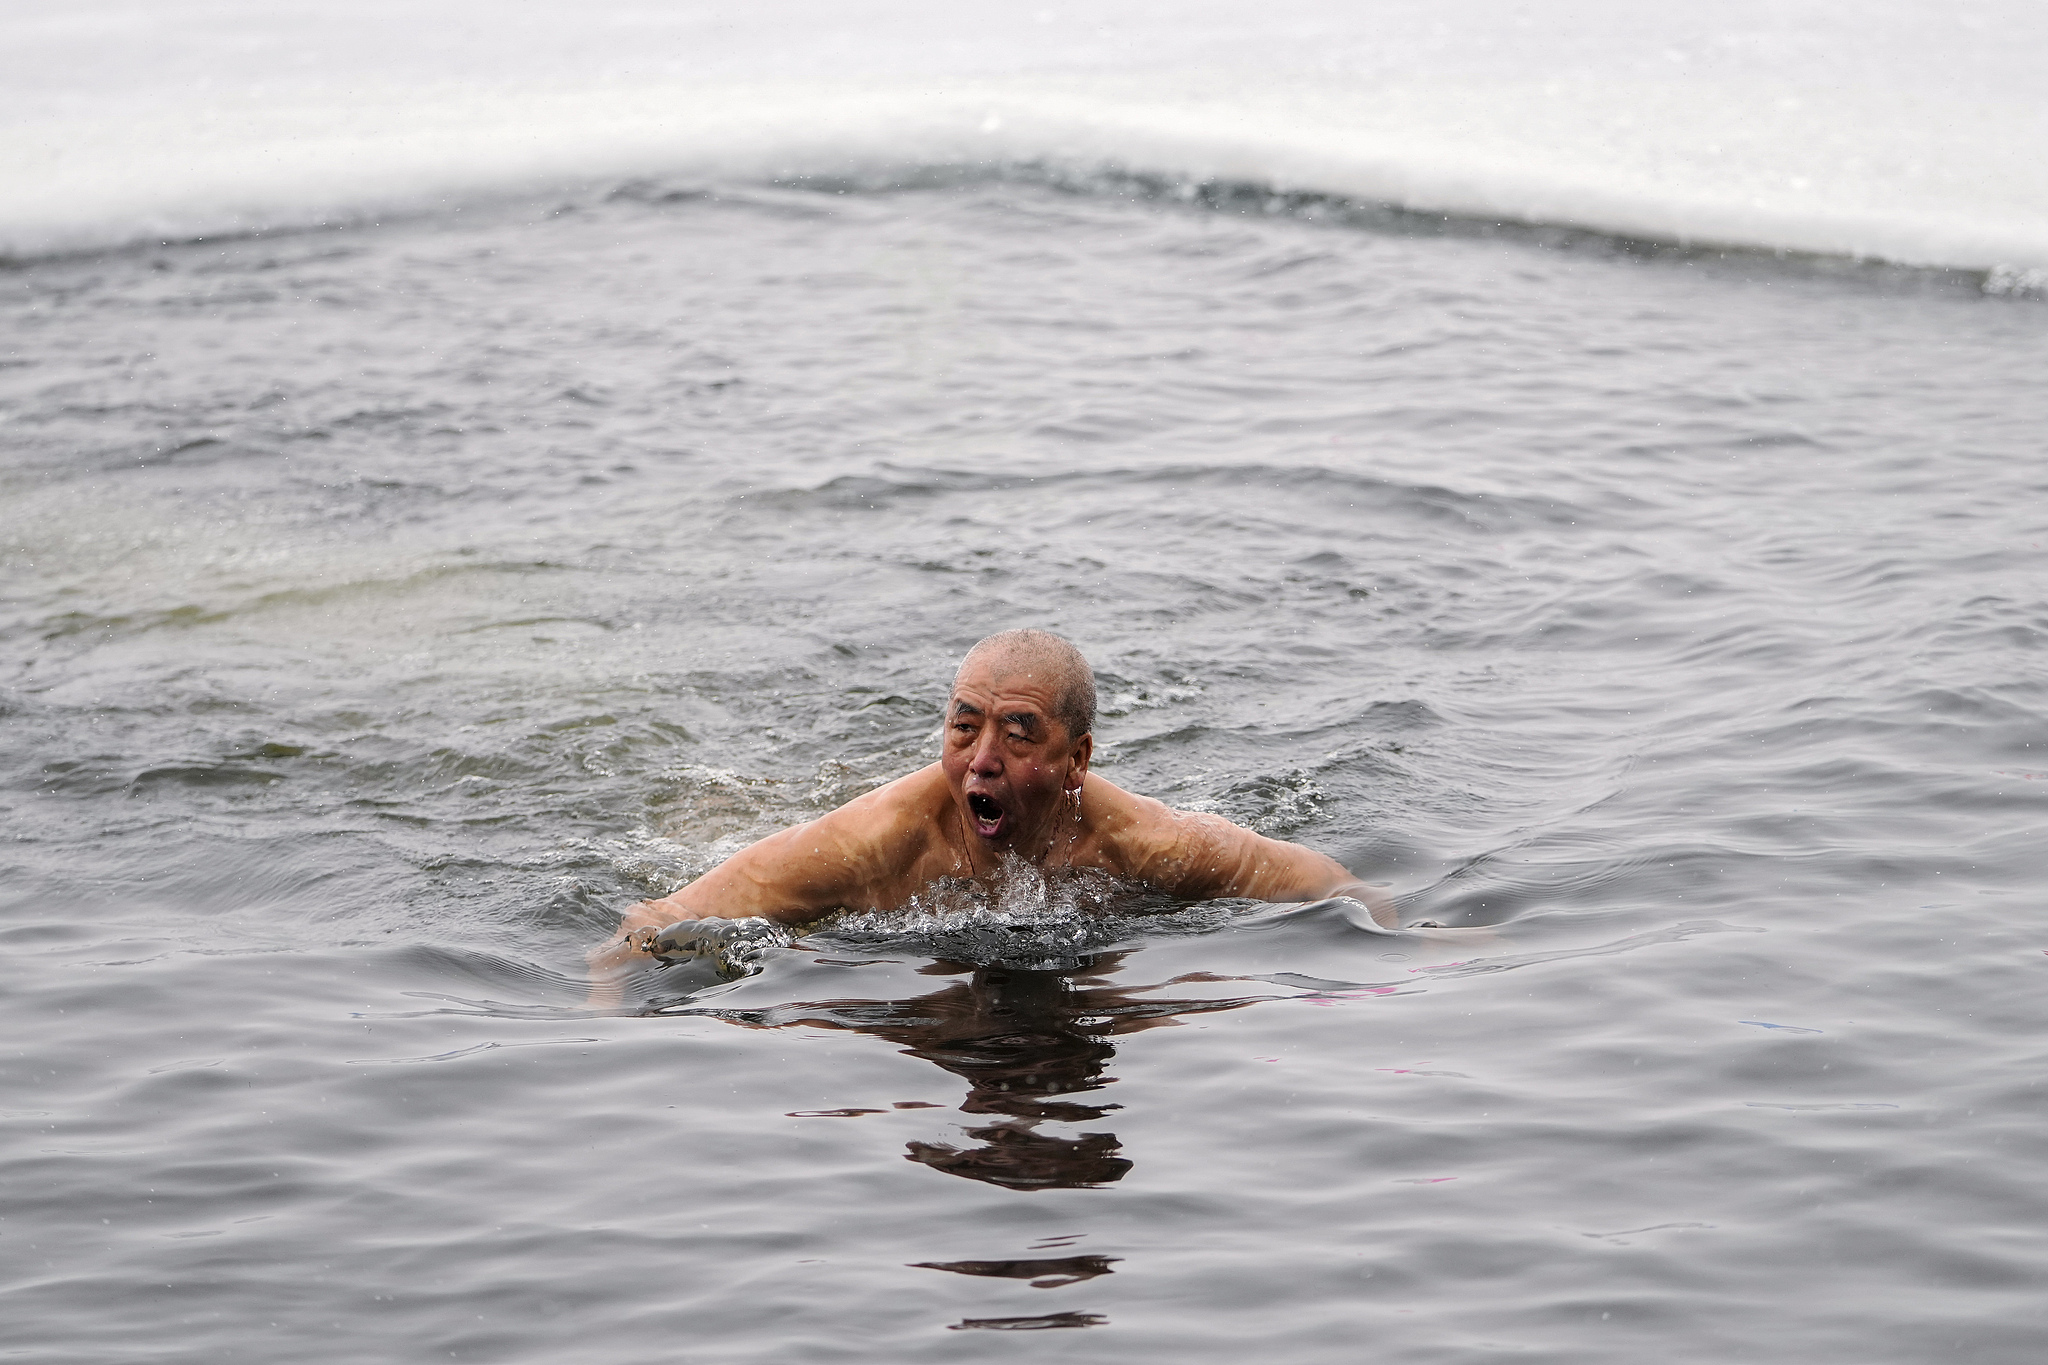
1081, 775, 1234, 890
807, 762, 950, 876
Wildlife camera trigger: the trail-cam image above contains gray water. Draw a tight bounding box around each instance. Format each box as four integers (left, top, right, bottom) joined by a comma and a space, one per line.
3, 180, 2046, 1362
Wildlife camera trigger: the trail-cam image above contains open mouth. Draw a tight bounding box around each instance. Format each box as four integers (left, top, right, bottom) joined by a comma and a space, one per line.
966, 791, 1006, 838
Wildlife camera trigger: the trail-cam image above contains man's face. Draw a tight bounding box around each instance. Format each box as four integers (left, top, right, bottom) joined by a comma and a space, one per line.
941, 654, 1091, 857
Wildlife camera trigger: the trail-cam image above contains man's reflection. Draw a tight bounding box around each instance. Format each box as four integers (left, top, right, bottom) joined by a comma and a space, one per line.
681, 951, 1273, 1190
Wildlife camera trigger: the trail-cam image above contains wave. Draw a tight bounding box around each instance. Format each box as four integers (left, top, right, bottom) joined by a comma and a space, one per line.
6, 2, 2047, 277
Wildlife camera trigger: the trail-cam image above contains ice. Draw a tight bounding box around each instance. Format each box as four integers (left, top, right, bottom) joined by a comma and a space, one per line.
5, 0, 2045, 270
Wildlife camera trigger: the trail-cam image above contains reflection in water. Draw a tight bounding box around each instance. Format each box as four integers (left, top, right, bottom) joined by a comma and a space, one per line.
949, 1311, 1109, 1331
911, 1255, 1121, 1288
907, 1126, 1131, 1191
682, 952, 1274, 1190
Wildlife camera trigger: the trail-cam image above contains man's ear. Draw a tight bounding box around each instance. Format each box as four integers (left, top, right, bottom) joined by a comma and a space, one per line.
1067, 732, 1093, 789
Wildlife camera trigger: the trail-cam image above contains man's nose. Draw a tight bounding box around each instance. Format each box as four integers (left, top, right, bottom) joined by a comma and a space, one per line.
968, 730, 1003, 773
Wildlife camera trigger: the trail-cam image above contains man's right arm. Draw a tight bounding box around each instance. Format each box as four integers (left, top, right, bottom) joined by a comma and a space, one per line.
584, 817, 874, 1005
613, 814, 877, 938
592, 776, 930, 978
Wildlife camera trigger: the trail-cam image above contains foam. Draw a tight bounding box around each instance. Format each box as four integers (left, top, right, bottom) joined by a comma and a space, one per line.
6, 0, 2046, 271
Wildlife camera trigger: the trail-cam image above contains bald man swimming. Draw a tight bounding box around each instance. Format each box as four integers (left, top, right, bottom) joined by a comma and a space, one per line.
597, 628, 1406, 967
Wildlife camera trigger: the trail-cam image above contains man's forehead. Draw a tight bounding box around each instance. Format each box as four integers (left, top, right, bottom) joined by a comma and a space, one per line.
949, 661, 1060, 714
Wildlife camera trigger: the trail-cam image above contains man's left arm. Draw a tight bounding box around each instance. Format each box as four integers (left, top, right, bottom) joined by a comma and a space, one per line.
1161, 812, 1399, 928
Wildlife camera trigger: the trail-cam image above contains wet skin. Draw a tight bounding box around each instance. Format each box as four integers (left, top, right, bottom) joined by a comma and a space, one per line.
592, 653, 1403, 979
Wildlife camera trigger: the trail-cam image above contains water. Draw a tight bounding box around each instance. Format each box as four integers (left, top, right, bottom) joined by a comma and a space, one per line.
4, 174, 2046, 1361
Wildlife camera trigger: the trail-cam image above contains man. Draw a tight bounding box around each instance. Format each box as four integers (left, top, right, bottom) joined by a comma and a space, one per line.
598, 628, 1401, 961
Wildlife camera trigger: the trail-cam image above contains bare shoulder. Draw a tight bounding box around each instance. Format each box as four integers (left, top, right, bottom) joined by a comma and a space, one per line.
805, 762, 951, 866
1081, 775, 1244, 893
1080, 774, 1346, 903
754, 762, 947, 875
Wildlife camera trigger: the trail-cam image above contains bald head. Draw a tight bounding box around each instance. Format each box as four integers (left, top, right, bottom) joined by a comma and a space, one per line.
955, 629, 1097, 743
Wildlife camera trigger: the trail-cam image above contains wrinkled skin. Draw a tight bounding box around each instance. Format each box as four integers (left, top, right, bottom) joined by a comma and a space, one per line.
940, 653, 1092, 867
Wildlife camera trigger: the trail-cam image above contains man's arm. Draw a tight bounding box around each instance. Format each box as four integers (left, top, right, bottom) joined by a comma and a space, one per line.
1157, 811, 1505, 942
1101, 793, 1399, 928
589, 775, 929, 984
583, 819, 857, 1003
588, 808, 889, 1007
618, 817, 868, 935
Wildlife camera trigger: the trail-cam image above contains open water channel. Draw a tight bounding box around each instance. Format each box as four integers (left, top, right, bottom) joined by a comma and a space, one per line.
3, 178, 2045, 1361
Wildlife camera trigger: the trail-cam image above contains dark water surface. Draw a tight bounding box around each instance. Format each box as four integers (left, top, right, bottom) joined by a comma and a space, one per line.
3, 182, 2046, 1362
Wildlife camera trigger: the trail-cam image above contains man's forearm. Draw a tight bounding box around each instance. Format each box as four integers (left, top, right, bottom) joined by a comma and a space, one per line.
1218, 831, 1399, 928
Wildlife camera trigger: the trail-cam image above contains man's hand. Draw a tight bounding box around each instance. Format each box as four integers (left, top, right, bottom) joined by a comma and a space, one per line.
1327, 879, 1399, 930
583, 896, 709, 1009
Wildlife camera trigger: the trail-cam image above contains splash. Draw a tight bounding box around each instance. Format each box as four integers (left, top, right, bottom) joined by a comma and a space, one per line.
815, 855, 1208, 969
640, 915, 794, 979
